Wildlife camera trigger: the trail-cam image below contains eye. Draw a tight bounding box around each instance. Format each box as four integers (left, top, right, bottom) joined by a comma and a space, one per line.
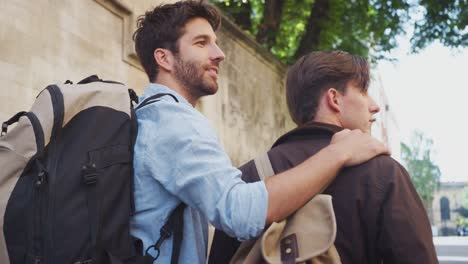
195, 40, 206, 47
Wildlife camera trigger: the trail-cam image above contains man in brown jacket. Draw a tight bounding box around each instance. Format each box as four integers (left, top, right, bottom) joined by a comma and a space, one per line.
209, 51, 438, 263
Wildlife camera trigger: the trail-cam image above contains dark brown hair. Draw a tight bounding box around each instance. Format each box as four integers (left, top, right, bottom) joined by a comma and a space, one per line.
133, 0, 221, 82
286, 51, 370, 125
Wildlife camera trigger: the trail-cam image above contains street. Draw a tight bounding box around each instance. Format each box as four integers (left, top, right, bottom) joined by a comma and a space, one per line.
435, 236, 468, 264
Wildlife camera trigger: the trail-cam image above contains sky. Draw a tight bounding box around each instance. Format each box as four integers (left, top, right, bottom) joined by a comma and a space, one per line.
377, 39, 467, 183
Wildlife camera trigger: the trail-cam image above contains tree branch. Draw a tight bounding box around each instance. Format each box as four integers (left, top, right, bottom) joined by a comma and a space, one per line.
294, 0, 329, 60
256, 0, 285, 48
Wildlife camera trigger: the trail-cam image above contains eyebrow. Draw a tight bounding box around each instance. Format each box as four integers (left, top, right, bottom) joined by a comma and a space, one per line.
192, 34, 217, 43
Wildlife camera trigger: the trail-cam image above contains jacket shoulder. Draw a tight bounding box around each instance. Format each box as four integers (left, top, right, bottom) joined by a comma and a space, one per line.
350, 154, 411, 185
368, 154, 402, 169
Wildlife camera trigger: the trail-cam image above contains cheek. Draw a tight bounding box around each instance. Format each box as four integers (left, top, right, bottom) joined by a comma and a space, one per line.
345, 100, 362, 113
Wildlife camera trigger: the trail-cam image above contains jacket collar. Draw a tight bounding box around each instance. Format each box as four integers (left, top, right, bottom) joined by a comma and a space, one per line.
272, 122, 344, 148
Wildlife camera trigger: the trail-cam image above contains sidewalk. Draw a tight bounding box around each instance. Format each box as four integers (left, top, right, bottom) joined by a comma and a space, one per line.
434, 236, 468, 246
434, 236, 468, 263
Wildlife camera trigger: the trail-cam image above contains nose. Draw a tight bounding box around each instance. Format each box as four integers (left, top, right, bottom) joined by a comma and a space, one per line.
369, 96, 380, 114
211, 43, 225, 63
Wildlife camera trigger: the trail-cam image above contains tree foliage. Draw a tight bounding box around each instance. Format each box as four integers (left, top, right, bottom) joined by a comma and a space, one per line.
455, 187, 468, 227
400, 131, 441, 208
214, 0, 467, 64
457, 215, 468, 228
455, 187, 468, 216
412, 0, 468, 52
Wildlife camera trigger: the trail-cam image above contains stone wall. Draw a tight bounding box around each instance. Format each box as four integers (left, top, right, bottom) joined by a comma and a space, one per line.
0, 0, 292, 166
200, 19, 292, 166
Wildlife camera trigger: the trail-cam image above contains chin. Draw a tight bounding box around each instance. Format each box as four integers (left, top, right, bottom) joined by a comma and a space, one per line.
204, 81, 219, 95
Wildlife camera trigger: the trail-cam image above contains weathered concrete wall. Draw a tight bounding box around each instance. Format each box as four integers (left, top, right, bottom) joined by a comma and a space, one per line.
0, 0, 150, 117
0, 0, 292, 166
200, 19, 292, 166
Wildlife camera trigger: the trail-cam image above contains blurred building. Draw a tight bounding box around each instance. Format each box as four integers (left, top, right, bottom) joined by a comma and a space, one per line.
432, 181, 468, 235
369, 72, 401, 161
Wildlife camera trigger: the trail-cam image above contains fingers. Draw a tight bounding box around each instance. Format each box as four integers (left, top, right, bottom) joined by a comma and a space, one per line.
330, 129, 390, 167
368, 139, 391, 158
330, 128, 352, 144
377, 139, 391, 156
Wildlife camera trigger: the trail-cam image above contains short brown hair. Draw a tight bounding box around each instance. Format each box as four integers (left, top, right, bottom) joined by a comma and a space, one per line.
133, 0, 221, 82
286, 51, 370, 125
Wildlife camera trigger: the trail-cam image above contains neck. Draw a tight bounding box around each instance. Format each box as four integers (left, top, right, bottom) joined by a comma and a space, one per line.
155, 74, 199, 107
313, 98, 344, 128
313, 110, 342, 128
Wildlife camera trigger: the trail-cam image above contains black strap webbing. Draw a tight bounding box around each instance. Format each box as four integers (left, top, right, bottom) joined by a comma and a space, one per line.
135, 93, 179, 111
83, 163, 101, 263
170, 204, 186, 264
145, 203, 186, 263
137, 92, 184, 262
128, 89, 139, 106
76, 75, 123, 85
1, 111, 27, 136
77, 75, 102, 84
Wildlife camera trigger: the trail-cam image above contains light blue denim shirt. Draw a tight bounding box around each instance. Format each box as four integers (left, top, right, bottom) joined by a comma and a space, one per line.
130, 84, 268, 263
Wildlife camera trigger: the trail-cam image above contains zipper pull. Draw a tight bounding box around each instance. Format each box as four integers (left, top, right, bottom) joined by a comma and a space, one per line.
36, 170, 46, 186
34, 256, 42, 264
35, 159, 48, 187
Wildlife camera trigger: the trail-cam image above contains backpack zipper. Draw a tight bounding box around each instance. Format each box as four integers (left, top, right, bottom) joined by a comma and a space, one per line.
33, 160, 48, 264
44, 85, 64, 264
45, 139, 58, 264
20, 112, 47, 264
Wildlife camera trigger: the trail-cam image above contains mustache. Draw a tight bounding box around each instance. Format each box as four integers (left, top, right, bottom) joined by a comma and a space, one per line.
204, 62, 220, 68
204, 63, 220, 74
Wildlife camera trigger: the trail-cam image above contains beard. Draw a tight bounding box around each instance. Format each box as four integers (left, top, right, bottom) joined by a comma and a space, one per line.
173, 55, 219, 99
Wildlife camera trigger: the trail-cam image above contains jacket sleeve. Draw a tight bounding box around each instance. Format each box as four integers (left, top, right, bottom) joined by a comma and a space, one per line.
377, 158, 438, 264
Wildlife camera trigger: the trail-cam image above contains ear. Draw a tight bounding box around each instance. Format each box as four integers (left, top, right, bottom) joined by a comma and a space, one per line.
154, 48, 175, 72
325, 88, 342, 113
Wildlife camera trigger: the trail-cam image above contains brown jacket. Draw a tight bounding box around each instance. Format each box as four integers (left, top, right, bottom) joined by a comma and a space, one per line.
209, 122, 437, 264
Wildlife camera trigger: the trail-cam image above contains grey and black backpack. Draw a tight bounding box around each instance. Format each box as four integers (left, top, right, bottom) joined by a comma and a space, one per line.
0, 76, 184, 264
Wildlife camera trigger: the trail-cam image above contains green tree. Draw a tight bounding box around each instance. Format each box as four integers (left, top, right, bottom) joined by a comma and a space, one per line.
214, 0, 467, 63
455, 187, 468, 227
400, 131, 441, 208
457, 216, 468, 228
461, 187, 468, 209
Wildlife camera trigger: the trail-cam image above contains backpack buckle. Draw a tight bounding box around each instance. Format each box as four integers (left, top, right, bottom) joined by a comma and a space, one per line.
160, 226, 172, 241
82, 164, 98, 185
1, 122, 8, 136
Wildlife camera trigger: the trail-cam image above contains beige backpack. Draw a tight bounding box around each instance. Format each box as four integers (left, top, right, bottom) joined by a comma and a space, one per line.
230, 153, 342, 264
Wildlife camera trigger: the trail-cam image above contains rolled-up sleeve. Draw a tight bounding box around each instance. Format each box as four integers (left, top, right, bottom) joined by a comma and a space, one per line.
138, 100, 268, 240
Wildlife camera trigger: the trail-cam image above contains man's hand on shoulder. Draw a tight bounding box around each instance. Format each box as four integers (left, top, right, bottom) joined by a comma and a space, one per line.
329, 129, 390, 167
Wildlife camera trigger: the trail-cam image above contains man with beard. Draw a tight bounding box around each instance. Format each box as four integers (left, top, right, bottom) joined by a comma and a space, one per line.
210, 51, 437, 263
130, 1, 389, 263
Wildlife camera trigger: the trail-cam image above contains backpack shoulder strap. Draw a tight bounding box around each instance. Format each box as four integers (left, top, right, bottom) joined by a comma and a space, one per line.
254, 151, 333, 193
169, 204, 186, 264
135, 93, 179, 111
253, 152, 275, 181
137, 93, 185, 263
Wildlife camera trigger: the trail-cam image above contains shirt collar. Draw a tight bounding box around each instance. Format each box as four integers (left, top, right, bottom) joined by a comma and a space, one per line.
140, 83, 192, 106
